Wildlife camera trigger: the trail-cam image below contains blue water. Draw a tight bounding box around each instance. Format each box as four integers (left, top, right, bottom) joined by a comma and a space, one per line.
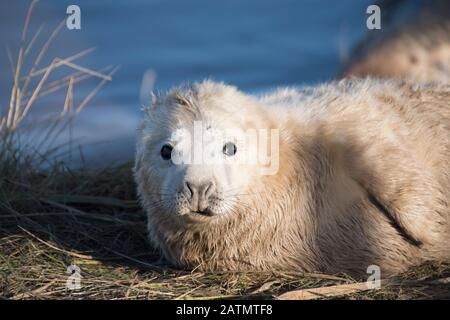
0, 0, 371, 165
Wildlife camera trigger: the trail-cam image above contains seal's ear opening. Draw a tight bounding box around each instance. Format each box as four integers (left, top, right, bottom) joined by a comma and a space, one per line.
166, 90, 195, 110
171, 94, 190, 107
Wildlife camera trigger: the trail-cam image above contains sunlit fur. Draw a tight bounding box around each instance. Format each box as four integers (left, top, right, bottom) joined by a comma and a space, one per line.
135, 79, 450, 276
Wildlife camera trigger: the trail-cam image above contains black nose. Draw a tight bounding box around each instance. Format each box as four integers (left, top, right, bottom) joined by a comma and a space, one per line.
184, 181, 214, 212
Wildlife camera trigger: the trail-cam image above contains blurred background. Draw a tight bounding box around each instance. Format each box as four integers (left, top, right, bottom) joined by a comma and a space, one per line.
0, 0, 401, 165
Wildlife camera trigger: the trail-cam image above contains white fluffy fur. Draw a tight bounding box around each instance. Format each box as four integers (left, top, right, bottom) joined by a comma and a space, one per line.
135, 78, 450, 276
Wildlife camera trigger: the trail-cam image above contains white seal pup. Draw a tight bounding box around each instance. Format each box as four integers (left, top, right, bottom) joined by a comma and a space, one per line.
134, 78, 450, 276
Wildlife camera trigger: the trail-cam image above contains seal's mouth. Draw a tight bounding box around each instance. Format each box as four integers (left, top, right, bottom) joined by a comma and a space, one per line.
189, 208, 215, 217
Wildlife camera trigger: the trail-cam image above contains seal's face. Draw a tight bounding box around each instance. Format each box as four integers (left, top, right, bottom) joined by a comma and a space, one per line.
148, 122, 252, 219
135, 82, 275, 222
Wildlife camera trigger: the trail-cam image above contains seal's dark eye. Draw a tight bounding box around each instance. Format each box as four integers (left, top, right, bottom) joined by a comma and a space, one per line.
160, 144, 173, 160
223, 142, 237, 156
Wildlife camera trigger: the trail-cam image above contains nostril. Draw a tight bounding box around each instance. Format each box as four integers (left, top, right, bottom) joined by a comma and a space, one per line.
203, 182, 215, 198
185, 182, 194, 199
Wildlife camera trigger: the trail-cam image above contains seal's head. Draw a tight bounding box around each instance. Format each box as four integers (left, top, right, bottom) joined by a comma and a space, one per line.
135, 81, 292, 270
135, 81, 280, 225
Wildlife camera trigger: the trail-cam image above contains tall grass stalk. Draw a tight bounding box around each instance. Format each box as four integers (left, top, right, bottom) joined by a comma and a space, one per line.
0, 1, 116, 212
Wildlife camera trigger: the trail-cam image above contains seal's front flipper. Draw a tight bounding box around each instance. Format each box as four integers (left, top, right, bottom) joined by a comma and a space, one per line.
344, 139, 447, 248
366, 190, 422, 246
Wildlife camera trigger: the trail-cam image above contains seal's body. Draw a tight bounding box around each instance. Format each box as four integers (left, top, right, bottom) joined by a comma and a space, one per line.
135, 79, 450, 276
341, 0, 450, 83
